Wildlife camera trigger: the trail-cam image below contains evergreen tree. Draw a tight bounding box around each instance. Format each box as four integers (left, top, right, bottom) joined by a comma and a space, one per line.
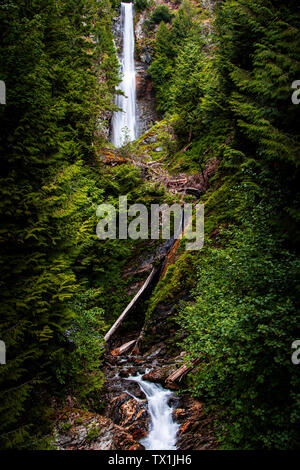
0, 0, 118, 449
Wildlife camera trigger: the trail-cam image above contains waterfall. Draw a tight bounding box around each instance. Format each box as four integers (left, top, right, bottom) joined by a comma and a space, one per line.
128, 374, 179, 450
111, 2, 136, 147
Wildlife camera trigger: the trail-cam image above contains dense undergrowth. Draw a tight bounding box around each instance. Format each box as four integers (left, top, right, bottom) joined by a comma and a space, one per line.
0, 0, 123, 449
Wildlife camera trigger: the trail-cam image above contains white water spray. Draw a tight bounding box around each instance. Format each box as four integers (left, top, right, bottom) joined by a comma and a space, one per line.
111, 2, 136, 147
128, 374, 179, 450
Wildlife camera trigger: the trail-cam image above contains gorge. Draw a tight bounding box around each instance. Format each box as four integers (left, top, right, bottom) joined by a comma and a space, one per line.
1, 0, 299, 453
51, 0, 300, 451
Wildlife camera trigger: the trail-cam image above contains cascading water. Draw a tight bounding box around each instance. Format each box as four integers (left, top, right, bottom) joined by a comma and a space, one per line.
111, 2, 136, 147
128, 374, 179, 450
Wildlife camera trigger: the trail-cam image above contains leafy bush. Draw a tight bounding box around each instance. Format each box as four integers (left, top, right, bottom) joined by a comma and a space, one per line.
151, 5, 173, 24
134, 0, 149, 13
56, 290, 106, 401
178, 197, 300, 449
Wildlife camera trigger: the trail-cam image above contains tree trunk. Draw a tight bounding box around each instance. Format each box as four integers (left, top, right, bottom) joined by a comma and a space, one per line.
104, 267, 157, 342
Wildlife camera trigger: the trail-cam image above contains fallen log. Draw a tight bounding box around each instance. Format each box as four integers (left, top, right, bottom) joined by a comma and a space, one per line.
167, 178, 188, 186
177, 187, 203, 197
146, 161, 162, 166
110, 339, 136, 356
166, 357, 202, 383
104, 267, 157, 342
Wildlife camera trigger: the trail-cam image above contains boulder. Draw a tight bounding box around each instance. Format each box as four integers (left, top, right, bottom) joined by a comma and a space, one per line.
174, 396, 218, 450
142, 364, 177, 384
119, 366, 138, 378
142, 368, 162, 383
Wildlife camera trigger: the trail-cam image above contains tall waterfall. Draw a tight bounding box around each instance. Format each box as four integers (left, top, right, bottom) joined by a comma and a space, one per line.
128, 374, 179, 450
111, 2, 136, 147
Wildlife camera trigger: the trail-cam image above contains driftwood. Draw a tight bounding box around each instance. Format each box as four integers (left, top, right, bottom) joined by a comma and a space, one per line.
104, 267, 157, 342
166, 357, 202, 383
110, 339, 136, 356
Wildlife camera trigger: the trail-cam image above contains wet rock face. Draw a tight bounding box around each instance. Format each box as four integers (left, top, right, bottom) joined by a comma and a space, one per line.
136, 63, 149, 99
174, 396, 218, 450
55, 409, 144, 450
134, 8, 158, 138
141, 368, 162, 383
136, 62, 158, 137
110, 394, 149, 440
100, 366, 149, 441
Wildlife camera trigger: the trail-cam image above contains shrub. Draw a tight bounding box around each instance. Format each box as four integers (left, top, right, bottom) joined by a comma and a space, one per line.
134, 0, 149, 13
178, 195, 300, 449
151, 5, 173, 24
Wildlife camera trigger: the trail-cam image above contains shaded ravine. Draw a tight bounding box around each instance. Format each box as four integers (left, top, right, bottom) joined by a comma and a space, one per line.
54, 2, 221, 452
109, 4, 183, 442
54, 230, 219, 451
104, 221, 186, 448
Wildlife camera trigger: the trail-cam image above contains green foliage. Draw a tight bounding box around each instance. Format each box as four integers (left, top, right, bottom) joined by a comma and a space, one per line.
170, 33, 206, 137
148, 21, 175, 113
149, 1, 202, 114
55, 289, 106, 400
0, 0, 118, 449
178, 195, 300, 449
151, 5, 173, 24
146, 252, 197, 321
134, 0, 149, 13
1, 0, 300, 452
149, 0, 300, 449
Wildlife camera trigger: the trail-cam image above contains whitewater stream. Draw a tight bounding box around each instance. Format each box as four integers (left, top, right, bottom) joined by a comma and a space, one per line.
127, 374, 179, 450
111, 2, 136, 147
